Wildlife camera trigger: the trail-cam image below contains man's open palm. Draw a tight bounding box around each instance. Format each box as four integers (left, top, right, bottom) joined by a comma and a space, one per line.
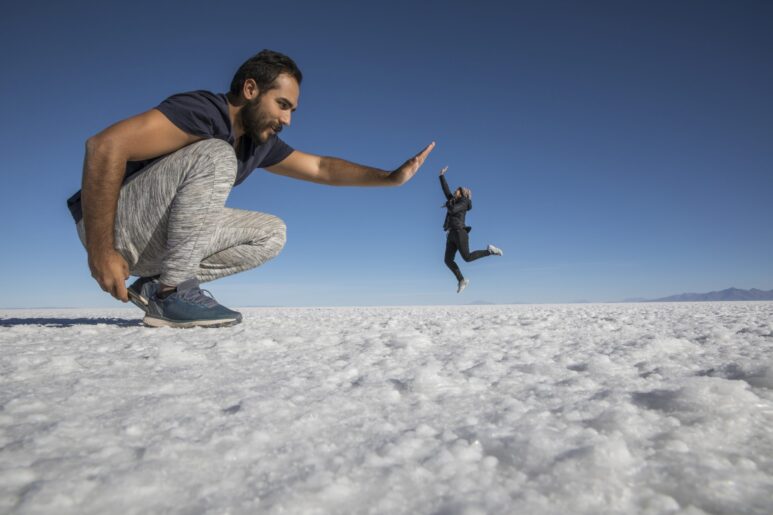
390, 142, 435, 185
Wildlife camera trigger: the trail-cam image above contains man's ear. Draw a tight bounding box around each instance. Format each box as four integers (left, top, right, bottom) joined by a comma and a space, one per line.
242, 79, 260, 101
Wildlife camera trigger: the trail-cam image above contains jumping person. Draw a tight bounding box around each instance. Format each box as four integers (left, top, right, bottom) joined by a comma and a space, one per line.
439, 166, 502, 293
67, 49, 435, 328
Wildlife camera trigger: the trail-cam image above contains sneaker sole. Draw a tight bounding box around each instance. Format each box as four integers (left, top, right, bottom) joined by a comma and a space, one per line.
142, 315, 242, 328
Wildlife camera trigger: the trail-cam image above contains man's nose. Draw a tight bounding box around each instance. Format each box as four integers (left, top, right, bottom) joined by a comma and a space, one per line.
281, 112, 292, 126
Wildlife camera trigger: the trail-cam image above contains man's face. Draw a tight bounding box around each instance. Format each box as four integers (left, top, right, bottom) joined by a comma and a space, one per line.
241, 73, 300, 144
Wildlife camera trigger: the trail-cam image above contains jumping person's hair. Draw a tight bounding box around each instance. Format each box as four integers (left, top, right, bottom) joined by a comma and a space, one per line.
229, 49, 303, 99
443, 187, 472, 207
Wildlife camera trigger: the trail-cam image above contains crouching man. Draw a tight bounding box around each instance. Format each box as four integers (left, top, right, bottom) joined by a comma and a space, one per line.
67, 49, 434, 327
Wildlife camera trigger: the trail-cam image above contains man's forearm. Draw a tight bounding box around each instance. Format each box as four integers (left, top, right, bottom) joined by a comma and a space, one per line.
80, 138, 127, 255
318, 156, 395, 186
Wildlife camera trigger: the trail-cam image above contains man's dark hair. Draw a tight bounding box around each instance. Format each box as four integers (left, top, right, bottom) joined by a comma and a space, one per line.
229, 49, 303, 98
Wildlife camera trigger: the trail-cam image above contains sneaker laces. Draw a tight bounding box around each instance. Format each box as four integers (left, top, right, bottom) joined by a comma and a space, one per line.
177, 285, 220, 308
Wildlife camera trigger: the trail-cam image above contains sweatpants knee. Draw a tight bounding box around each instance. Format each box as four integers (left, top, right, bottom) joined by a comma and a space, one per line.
274, 219, 287, 253
186, 139, 237, 184
191, 138, 235, 159
261, 216, 287, 261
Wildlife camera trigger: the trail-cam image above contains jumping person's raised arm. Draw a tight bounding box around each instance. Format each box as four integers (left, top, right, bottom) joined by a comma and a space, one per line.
265, 142, 435, 186
439, 166, 453, 200
81, 109, 202, 302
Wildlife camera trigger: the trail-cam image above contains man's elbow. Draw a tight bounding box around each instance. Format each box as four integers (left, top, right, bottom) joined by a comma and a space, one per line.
85, 134, 103, 156
86, 127, 128, 152
85, 133, 123, 161
82, 134, 128, 189
86, 132, 110, 152
85, 135, 98, 154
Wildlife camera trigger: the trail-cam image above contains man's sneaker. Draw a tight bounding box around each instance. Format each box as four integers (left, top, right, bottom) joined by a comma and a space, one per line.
127, 276, 159, 313
457, 278, 469, 293
487, 244, 504, 256
143, 279, 242, 328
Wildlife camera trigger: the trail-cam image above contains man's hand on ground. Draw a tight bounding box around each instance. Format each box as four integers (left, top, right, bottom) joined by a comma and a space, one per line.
389, 141, 435, 185
88, 249, 130, 302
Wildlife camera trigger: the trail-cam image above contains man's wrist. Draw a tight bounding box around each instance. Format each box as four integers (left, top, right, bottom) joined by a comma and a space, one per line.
87, 243, 117, 259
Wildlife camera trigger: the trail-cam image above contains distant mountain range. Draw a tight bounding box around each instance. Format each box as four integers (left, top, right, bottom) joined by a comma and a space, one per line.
463, 288, 773, 306
634, 287, 773, 302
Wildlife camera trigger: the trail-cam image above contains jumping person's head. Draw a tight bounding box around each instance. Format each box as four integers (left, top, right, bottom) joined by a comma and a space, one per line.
455, 187, 472, 200
229, 50, 303, 144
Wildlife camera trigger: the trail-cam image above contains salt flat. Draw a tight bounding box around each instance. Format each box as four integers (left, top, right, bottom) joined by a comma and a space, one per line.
1, 302, 772, 514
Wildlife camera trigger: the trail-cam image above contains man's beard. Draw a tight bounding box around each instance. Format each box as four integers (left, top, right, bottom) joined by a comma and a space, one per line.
241, 97, 279, 144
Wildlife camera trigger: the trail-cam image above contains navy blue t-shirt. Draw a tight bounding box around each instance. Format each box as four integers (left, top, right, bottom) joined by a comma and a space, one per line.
66, 90, 294, 222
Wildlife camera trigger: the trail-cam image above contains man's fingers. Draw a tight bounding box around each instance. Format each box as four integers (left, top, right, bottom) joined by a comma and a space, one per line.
401, 141, 435, 170
415, 141, 436, 162
392, 142, 434, 185
114, 271, 129, 302
95, 274, 111, 293
90, 251, 131, 302
113, 282, 129, 303
98, 270, 129, 301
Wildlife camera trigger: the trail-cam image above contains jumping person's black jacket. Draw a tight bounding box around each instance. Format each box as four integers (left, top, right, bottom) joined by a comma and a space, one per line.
440, 175, 472, 232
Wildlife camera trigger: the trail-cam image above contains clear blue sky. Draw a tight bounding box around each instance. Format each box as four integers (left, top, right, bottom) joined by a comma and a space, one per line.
1, 0, 771, 308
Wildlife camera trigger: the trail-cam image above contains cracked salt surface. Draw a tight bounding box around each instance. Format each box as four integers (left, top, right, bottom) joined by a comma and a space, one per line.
1, 302, 772, 514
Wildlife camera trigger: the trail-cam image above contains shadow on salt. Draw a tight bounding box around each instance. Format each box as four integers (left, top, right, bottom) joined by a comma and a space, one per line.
0, 317, 140, 328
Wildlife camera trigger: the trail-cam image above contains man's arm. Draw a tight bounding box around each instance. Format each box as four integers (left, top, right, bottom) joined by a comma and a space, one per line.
81, 109, 202, 301
265, 142, 435, 186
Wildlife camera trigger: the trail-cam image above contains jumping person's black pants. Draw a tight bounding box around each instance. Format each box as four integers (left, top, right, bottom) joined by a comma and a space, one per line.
444, 228, 490, 282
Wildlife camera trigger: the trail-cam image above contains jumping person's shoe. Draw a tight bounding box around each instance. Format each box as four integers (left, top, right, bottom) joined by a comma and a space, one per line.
127, 276, 160, 313
457, 278, 470, 293
487, 244, 504, 256
143, 279, 242, 328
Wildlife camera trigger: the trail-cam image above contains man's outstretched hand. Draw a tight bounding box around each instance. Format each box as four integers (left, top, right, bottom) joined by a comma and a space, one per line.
389, 142, 435, 185
88, 249, 130, 302
439, 166, 448, 176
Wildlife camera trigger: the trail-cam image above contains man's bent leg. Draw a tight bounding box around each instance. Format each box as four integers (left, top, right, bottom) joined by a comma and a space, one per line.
81, 139, 238, 286
195, 208, 287, 283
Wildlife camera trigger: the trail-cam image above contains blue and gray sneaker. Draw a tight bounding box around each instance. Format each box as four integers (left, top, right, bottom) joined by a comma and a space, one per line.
143, 279, 242, 328
127, 276, 160, 313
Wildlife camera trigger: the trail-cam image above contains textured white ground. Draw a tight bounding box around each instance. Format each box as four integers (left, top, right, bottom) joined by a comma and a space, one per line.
1, 302, 773, 515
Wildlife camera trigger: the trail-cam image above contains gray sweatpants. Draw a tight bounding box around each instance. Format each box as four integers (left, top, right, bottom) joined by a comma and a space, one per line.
77, 139, 286, 286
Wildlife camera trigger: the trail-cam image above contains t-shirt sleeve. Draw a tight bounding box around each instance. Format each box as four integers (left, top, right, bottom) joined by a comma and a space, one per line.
155, 92, 225, 138
260, 137, 295, 168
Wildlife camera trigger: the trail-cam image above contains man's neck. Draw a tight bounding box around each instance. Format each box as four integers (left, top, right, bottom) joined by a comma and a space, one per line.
226, 94, 245, 141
